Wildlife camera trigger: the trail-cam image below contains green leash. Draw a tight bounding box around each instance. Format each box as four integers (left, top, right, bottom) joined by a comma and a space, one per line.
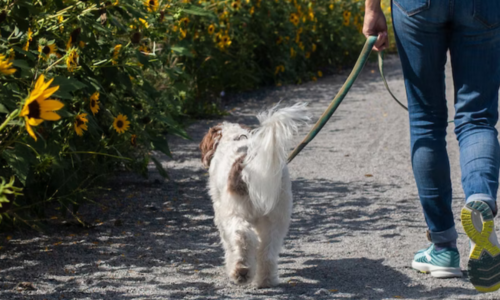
377, 48, 408, 111
287, 35, 430, 164
288, 36, 380, 164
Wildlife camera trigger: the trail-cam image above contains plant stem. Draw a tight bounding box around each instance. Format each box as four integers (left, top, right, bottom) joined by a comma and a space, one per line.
63, 151, 132, 160
0, 109, 20, 134
45, 56, 66, 72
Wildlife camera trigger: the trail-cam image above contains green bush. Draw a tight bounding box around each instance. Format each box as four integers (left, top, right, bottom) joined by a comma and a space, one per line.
0, 0, 368, 228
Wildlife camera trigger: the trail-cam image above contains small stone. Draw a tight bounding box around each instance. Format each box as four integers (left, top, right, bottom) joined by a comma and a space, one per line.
15, 282, 36, 291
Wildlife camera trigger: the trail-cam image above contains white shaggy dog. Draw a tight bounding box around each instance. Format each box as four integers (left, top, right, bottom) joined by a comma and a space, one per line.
199, 103, 309, 288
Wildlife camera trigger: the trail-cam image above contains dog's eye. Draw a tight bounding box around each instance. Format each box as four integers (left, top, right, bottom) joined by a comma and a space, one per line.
234, 134, 247, 141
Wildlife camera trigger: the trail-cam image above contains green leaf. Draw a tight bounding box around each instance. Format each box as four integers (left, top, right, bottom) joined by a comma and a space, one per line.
151, 156, 168, 178
51, 76, 88, 100
181, 6, 215, 17
0, 103, 8, 114
12, 59, 31, 70
170, 45, 193, 57
168, 126, 190, 140
1, 146, 33, 185
12, 46, 36, 60
151, 137, 172, 157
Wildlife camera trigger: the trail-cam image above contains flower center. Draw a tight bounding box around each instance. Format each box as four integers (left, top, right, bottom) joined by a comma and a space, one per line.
43, 46, 51, 54
76, 117, 84, 126
149, 0, 155, 6
91, 99, 96, 107
117, 120, 124, 128
27, 101, 41, 119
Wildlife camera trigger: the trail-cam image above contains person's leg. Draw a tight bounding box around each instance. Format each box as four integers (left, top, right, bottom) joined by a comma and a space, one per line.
451, 1, 500, 215
450, 1, 500, 292
392, 0, 457, 244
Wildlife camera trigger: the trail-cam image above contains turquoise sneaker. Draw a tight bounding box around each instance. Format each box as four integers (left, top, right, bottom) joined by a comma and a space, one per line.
462, 200, 500, 293
412, 244, 462, 278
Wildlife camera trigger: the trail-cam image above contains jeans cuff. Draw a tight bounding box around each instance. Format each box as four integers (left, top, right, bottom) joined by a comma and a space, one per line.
466, 194, 497, 216
427, 226, 458, 244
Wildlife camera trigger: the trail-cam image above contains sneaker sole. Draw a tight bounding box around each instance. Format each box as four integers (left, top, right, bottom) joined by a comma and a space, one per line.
412, 261, 462, 278
462, 200, 500, 293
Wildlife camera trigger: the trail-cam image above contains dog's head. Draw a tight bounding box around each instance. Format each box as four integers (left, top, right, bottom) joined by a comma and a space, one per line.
199, 124, 223, 168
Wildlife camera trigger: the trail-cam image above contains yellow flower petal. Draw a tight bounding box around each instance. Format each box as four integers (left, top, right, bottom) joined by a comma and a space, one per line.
25, 120, 37, 141
34, 74, 45, 90
40, 86, 60, 99
39, 111, 61, 121
20, 105, 30, 117
39, 100, 65, 112
28, 118, 44, 126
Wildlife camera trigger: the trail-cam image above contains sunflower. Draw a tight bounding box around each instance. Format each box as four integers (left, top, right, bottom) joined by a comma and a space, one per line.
58, 15, 64, 32
308, 10, 314, 21
130, 134, 137, 147
0, 54, 16, 75
9, 48, 15, 60
66, 48, 78, 72
312, 43, 317, 52
66, 37, 73, 50
318, 70, 323, 77
112, 44, 122, 65
138, 45, 150, 54
180, 28, 187, 39
19, 75, 64, 141
289, 13, 299, 26
139, 18, 149, 28
113, 114, 130, 134
89, 92, 100, 115
180, 17, 190, 26
38, 43, 57, 60
249, 6, 255, 15
231, 0, 240, 10
208, 24, 215, 35
343, 11, 351, 26
23, 28, 33, 51
74, 113, 88, 136
274, 65, 285, 75
144, 0, 158, 12
66, 28, 82, 50
219, 35, 231, 48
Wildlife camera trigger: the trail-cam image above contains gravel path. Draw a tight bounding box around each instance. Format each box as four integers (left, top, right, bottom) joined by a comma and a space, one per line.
1, 55, 500, 300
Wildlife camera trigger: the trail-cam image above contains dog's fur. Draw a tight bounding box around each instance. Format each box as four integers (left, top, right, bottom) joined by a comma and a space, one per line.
199, 103, 309, 288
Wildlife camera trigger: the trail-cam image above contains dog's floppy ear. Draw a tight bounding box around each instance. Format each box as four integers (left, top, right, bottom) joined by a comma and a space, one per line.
199, 124, 222, 168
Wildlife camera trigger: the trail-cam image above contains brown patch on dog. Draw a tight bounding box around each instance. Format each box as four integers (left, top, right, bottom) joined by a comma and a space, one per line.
228, 154, 247, 195
199, 124, 222, 168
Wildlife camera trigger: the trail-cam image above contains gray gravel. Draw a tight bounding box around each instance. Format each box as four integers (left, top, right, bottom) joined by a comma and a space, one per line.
1, 55, 500, 299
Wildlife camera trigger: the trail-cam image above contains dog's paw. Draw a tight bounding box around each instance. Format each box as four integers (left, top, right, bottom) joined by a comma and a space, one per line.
254, 276, 279, 288
231, 263, 251, 285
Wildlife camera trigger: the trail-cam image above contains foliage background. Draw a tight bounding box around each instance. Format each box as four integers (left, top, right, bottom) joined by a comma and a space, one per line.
0, 0, 394, 229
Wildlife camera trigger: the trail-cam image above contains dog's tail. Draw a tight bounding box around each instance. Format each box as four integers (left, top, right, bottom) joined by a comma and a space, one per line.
242, 103, 309, 215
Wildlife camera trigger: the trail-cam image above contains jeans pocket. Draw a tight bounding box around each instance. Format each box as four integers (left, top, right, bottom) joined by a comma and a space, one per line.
393, 0, 430, 16
474, 0, 500, 28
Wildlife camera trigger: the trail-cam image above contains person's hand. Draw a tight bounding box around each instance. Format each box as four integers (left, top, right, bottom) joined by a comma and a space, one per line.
363, 7, 388, 52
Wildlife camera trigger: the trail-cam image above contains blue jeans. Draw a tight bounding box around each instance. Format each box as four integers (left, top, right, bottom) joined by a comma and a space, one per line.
392, 0, 500, 243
